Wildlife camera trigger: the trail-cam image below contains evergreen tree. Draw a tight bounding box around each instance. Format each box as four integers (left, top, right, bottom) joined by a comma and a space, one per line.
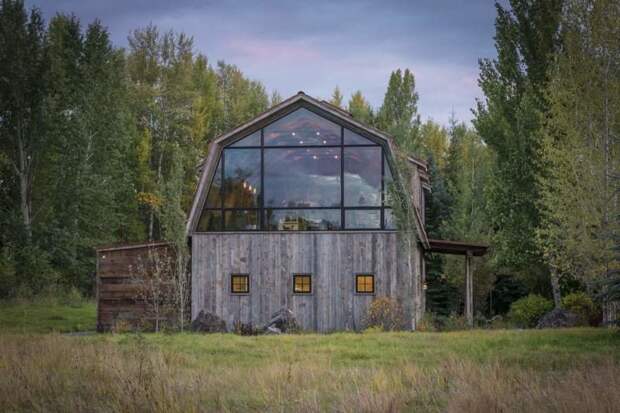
347, 90, 374, 125
329, 86, 343, 108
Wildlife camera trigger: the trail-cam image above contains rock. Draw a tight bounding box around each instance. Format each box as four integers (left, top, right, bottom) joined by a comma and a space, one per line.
191, 311, 227, 333
263, 308, 298, 333
536, 308, 582, 329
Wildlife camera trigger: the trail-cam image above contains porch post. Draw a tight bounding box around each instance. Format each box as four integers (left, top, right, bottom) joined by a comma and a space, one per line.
465, 251, 473, 327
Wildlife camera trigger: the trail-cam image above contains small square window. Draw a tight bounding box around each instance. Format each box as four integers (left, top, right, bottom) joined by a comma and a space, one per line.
293, 274, 312, 294
231, 274, 249, 294
355, 274, 374, 294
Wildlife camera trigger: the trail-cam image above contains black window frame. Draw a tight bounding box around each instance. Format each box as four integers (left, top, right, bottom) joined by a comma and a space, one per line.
197, 105, 395, 232
293, 273, 312, 294
230, 273, 250, 294
355, 273, 375, 294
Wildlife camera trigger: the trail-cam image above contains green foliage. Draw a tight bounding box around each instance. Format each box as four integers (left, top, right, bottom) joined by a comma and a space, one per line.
417, 312, 469, 332
377, 68, 420, 154
536, 0, 619, 304
508, 294, 553, 328
474, 0, 563, 290
347, 90, 374, 124
329, 86, 343, 108
487, 274, 529, 315
561, 292, 597, 326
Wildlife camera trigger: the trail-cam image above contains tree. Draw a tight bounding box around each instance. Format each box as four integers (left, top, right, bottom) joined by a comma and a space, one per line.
537, 0, 619, 319
270, 90, 283, 107
419, 120, 449, 170
0, 0, 47, 241
329, 86, 343, 108
347, 90, 374, 125
474, 0, 563, 301
377, 69, 420, 154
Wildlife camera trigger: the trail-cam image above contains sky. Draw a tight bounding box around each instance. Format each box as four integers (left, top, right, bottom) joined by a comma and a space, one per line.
27, 0, 501, 126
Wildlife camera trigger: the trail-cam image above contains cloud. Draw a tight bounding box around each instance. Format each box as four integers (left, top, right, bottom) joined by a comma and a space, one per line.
26, 0, 498, 125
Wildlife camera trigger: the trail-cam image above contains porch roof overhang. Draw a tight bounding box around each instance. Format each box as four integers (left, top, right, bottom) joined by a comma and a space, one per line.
428, 239, 489, 256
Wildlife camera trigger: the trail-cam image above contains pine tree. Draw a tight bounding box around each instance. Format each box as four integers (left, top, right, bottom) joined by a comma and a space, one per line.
347, 90, 374, 125
329, 86, 343, 108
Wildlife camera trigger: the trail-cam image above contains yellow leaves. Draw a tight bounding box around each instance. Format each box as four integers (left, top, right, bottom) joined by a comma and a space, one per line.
136, 192, 161, 208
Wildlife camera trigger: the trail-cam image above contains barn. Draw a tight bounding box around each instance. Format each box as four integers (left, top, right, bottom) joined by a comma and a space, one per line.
185, 92, 434, 332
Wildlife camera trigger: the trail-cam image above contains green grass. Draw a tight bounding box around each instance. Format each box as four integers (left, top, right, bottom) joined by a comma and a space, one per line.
0, 300, 619, 411
0, 300, 96, 333
110, 328, 619, 371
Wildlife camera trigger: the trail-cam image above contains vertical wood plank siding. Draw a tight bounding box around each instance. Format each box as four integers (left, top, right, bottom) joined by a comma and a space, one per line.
192, 232, 420, 332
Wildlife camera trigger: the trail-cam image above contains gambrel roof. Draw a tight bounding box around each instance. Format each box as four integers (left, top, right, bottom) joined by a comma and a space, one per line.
186, 91, 430, 248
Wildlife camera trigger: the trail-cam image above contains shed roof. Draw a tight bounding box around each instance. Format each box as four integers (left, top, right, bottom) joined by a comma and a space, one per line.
428, 239, 489, 256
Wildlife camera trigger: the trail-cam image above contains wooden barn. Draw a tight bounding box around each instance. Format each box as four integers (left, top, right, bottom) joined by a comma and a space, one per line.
186, 92, 436, 332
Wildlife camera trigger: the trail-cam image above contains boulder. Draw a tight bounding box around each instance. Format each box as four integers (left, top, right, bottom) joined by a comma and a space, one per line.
536, 308, 582, 329
191, 311, 227, 333
263, 308, 298, 333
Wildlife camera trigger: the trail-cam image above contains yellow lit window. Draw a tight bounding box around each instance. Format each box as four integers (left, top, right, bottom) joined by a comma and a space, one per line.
293, 274, 312, 294
356, 274, 374, 294
231, 274, 249, 294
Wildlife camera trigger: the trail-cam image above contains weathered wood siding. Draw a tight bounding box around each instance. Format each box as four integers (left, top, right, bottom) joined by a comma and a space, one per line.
192, 232, 421, 332
96, 242, 174, 332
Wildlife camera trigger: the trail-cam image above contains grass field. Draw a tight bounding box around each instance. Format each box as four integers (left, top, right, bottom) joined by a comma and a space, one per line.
0, 301, 619, 412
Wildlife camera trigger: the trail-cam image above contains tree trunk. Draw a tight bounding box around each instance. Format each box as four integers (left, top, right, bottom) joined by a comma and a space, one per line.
550, 268, 561, 308
17, 130, 32, 240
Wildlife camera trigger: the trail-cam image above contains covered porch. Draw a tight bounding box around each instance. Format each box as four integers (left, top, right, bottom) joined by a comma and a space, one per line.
427, 239, 489, 327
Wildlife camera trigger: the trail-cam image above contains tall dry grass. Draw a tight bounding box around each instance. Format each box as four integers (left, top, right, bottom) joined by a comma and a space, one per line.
0, 334, 618, 412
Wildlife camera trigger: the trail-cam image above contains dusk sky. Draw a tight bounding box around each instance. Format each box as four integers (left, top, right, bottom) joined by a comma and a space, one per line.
27, 1, 501, 126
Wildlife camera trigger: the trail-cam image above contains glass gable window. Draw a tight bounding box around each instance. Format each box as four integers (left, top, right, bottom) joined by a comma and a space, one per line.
229, 130, 261, 147
197, 105, 397, 232
344, 146, 382, 207
223, 149, 261, 208
264, 108, 341, 146
264, 148, 340, 207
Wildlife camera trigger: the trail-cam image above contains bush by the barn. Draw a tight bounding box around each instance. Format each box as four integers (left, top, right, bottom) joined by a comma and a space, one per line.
364, 297, 406, 331
508, 294, 553, 328
561, 292, 598, 326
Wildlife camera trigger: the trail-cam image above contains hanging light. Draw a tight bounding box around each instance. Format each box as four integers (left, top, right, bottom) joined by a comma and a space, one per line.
243, 182, 247, 189
292, 132, 296, 136
316, 131, 320, 136
253, 188, 257, 194
312, 155, 318, 160
299, 140, 304, 144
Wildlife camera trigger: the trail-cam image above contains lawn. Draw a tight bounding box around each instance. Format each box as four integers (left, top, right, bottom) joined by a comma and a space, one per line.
0, 299, 96, 333
1, 301, 619, 412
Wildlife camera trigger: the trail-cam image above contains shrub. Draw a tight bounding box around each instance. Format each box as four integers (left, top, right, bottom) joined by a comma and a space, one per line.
561, 292, 598, 326
415, 312, 469, 332
416, 313, 438, 332
363, 297, 406, 331
508, 294, 553, 328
